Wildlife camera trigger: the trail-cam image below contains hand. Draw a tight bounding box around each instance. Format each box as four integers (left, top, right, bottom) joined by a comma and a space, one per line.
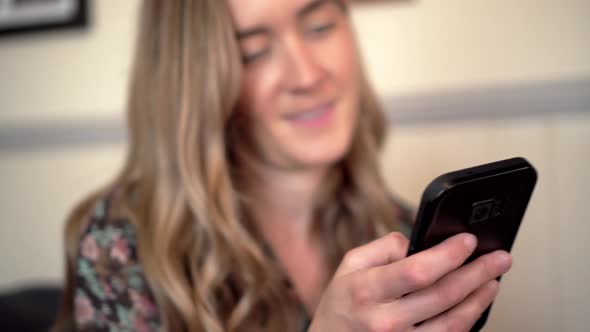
308, 232, 512, 332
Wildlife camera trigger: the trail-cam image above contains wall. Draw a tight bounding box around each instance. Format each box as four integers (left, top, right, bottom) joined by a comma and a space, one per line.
352, 0, 590, 94
1, 0, 589, 330
0, 0, 139, 124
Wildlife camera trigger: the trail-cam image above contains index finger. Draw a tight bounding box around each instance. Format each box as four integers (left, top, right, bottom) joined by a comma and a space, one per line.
366, 232, 477, 303
335, 232, 409, 278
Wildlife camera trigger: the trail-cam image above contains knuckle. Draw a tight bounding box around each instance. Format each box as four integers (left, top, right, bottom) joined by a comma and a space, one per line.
343, 248, 363, 267
402, 262, 433, 289
388, 231, 408, 246
443, 286, 497, 332
480, 254, 503, 278
349, 275, 374, 306
437, 282, 466, 305
461, 302, 488, 329
475, 295, 492, 314
443, 241, 470, 265
368, 316, 403, 332
388, 232, 409, 256
444, 314, 470, 332
475, 284, 497, 312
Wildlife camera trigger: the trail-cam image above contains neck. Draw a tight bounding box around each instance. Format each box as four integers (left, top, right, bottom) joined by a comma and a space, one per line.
246, 162, 329, 236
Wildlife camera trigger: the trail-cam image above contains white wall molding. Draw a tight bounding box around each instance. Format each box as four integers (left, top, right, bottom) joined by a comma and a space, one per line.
0, 117, 125, 152
1, 77, 589, 152
385, 76, 590, 125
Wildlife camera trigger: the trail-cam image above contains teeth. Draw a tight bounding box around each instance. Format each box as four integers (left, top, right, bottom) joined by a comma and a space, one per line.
291, 107, 328, 121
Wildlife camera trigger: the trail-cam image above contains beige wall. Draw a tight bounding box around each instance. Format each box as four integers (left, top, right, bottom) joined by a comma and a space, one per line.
1, 0, 588, 330
0, 144, 125, 287
0, 1, 139, 124
352, 0, 590, 94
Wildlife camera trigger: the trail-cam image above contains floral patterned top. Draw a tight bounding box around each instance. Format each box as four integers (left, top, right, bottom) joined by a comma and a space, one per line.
73, 192, 414, 331
74, 196, 161, 332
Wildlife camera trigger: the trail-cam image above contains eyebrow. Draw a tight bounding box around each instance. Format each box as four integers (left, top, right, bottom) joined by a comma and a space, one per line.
298, 0, 329, 19
236, 26, 270, 40
235, 0, 343, 40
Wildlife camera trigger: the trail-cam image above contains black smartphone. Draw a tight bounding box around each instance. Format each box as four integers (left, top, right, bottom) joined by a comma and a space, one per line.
407, 157, 537, 331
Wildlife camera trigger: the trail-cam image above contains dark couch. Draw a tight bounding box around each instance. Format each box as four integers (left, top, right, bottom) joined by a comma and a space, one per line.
0, 286, 62, 332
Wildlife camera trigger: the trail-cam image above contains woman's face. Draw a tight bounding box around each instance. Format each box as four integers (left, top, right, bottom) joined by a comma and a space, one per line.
228, 0, 361, 170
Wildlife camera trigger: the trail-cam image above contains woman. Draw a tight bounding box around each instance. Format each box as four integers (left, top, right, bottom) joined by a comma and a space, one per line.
53, 0, 512, 331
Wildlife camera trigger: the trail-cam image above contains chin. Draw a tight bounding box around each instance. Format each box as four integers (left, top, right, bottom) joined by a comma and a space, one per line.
292, 137, 352, 168
277, 104, 358, 169
295, 129, 356, 169
300, 151, 346, 167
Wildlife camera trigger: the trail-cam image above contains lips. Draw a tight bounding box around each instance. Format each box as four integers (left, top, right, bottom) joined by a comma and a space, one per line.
284, 101, 335, 123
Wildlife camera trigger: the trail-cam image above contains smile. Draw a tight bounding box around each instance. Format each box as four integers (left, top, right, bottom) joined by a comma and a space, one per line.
284, 101, 336, 127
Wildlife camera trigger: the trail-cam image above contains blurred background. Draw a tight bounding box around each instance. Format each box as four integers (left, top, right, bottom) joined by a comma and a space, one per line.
0, 0, 589, 330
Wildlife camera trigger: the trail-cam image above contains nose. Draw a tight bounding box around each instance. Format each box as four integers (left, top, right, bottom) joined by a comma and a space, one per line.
283, 37, 325, 94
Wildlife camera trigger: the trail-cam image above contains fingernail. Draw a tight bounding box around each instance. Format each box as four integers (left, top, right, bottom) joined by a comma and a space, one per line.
463, 233, 477, 250
495, 251, 512, 270
486, 280, 500, 293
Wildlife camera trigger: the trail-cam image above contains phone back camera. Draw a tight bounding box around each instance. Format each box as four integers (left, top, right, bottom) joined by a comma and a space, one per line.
469, 199, 495, 224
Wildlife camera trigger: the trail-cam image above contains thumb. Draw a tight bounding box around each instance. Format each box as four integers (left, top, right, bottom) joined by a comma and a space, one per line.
334, 232, 409, 278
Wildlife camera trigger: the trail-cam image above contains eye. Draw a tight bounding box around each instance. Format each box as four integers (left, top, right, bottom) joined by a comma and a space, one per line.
242, 48, 270, 64
309, 22, 336, 34
305, 21, 336, 38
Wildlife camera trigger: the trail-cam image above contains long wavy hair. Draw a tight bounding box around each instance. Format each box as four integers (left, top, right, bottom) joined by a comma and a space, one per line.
53, 0, 400, 331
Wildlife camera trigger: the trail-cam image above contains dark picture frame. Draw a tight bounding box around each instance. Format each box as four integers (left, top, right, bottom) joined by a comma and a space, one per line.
0, 0, 88, 37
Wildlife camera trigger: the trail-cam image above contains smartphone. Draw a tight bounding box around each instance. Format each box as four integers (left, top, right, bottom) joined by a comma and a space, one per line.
407, 157, 537, 331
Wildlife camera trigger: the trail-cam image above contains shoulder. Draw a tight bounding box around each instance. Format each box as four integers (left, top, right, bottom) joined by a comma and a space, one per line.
74, 189, 161, 330
78, 189, 139, 267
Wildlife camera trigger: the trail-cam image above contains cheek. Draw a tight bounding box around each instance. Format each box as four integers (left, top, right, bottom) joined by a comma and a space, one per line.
237, 74, 272, 123
238, 70, 275, 119
236, 74, 283, 153
326, 33, 362, 129
322, 26, 361, 91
